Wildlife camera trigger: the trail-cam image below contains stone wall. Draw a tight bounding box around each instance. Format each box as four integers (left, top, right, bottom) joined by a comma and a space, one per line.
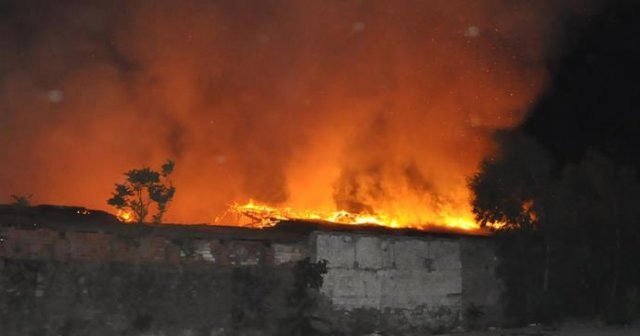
0, 219, 502, 335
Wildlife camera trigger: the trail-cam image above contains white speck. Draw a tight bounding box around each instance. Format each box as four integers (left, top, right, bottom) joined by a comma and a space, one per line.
352, 22, 365, 33
464, 26, 480, 37
47, 90, 64, 103
215, 155, 226, 164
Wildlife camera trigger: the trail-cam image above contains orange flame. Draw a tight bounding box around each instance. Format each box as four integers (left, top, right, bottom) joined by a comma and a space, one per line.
0, 1, 575, 233
228, 199, 479, 232
116, 209, 135, 223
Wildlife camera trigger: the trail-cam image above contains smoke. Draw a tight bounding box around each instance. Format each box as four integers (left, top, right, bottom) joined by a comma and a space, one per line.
0, 0, 595, 223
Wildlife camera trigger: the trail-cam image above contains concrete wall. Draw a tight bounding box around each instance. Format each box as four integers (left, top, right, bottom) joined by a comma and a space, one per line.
460, 237, 504, 328
312, 232, 464, 332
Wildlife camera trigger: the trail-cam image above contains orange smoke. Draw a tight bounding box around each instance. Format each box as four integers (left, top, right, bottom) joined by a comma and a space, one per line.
0, 1, 594, 231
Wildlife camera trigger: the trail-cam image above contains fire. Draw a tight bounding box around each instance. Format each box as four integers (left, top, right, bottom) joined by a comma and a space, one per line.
0, 1, 569, 233
116, 209, 135, 223
227, 200, 478, 232
522, 200, 538, 223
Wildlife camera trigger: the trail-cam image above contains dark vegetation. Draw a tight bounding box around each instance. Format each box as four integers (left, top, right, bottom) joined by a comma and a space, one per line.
470, 0, 640, 326
470, 131, 640, 325
9, 194, 31, 208
280, 258, 330, 336
230, 267, 276, 332
107, 159, 176, 224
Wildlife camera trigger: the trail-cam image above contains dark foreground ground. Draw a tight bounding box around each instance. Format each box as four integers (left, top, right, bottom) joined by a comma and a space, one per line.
448, 322, 640, 336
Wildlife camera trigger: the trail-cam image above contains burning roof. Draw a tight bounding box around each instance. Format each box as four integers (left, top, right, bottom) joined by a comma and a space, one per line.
0, 204, 487, 238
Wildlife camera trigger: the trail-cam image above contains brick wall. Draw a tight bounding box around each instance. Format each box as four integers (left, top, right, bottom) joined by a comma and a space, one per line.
0, 226, 285, 266
0, 225, 303, 336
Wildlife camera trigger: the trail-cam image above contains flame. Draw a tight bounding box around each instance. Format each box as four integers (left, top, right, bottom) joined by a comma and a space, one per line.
522, 199, 538, 223
116, 209, 135, 223
228, 199, 478, 232
0, 1, 579, 233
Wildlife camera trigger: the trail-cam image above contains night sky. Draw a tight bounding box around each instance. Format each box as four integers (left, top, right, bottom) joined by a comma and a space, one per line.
523, 0, 640, 168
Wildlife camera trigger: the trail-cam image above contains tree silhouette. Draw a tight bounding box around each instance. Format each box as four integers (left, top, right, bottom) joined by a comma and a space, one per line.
107, 160, 176, 224
469, 131, 553, 230
470, 131, 640, 324
469, 131, 556, 323
569, 151, 640, 322
9, 194, 32, 208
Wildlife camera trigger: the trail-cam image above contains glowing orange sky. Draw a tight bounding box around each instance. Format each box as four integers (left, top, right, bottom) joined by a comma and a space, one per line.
0, 1, 593, 226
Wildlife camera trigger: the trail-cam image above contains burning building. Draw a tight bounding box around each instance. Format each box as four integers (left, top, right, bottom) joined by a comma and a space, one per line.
0, 0, 599, 334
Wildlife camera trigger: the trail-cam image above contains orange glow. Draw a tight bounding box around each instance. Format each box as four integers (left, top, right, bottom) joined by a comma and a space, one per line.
0, 1, 585, 233
116, 209, 135, 223
522, 199, 539, 223
227, 199, 478, 231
